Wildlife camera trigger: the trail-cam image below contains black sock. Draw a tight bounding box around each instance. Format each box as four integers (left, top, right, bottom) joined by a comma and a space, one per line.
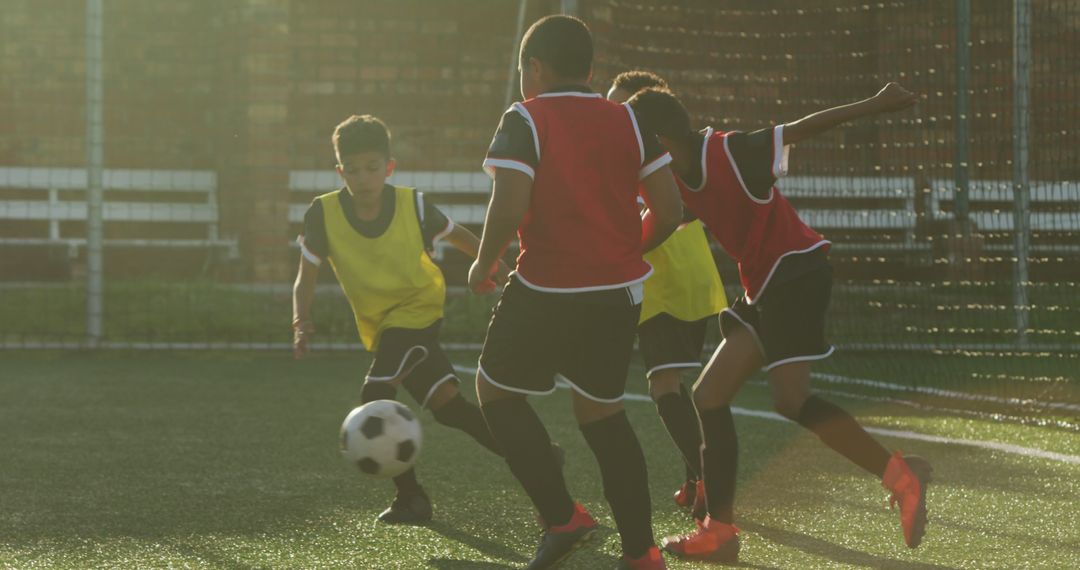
796, 395, 891, 478
581, 411, 654, 558
392, 467, 423, 497
698, 406, 737, 524
481, 398, 574, 526
432, 394, 502, 456
360, 381, 424, 496
654, 384, 703, 481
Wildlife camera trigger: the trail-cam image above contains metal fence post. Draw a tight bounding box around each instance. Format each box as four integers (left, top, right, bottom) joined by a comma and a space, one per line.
86, 0, 105, 346
954, 0, 971, 222
1012, 0, 1032, 343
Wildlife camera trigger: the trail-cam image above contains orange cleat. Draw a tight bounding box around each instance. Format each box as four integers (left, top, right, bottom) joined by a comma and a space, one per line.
661, 516, 740, 563
882, 452, 933, 548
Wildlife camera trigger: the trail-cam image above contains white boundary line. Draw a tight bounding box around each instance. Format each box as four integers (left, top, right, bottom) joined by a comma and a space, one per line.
453, 365, 1080, 466
810, 372, 1080, 414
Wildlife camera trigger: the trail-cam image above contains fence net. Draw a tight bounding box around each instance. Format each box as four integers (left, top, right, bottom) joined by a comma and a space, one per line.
1, 0, 1077, 422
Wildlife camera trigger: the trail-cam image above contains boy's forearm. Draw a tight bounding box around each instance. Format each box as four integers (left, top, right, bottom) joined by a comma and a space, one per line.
446, 224, 482, 259
292, 271, 317, 325
476, 214, 517, 270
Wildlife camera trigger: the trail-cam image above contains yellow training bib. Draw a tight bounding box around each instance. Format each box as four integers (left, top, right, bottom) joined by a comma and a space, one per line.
641, 220, 727, 324
319, 186, 446, 350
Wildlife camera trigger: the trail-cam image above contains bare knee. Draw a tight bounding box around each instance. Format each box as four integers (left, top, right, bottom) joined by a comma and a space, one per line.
647, 369, 683, 402
772, 391, 808, 421
475, 372, 520, 406
572, 392, 623, 425
426, 380, 459, 411
768, 362, 813, 420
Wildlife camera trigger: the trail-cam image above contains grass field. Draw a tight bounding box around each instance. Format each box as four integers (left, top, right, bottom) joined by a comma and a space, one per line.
2, 350, 1078, 569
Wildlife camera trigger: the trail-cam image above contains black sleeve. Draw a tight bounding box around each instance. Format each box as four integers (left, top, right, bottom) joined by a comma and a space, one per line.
300, 199, 329, 263
483, 109, 539, 178
417, 191, 452, 247
726, 126, 782, 200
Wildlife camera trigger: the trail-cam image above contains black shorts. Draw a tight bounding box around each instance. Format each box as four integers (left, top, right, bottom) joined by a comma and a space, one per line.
638, 313, 714, 378
478, 275, 642, 403
365, 320, 458, 408
719, 265, 835, 371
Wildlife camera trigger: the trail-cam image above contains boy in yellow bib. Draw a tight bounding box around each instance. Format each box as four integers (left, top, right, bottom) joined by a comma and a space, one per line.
292, 115, 507, 524
609, 72, 727, 520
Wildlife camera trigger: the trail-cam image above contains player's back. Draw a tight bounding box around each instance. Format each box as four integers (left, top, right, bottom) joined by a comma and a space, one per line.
516, 91, 650, 289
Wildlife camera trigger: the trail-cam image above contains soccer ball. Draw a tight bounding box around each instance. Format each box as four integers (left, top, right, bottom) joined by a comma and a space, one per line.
339, 400, 422, 478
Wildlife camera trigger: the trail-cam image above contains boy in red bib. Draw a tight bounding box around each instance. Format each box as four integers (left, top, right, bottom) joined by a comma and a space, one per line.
628, 84, 932, 563
470, 16, 683, 570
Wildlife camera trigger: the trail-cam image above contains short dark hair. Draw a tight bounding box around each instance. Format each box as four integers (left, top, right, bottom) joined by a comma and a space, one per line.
332, 115, 390, 160
519, 15, 592, 79
627, 87, 694, 141
612, 70, 669, 95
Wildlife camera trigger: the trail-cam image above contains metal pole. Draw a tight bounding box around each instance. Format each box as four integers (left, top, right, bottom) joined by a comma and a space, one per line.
86, 0, 105, 346
503, 0, 529, 110
1011, 0, 1032, 343
954, 0, 971, 222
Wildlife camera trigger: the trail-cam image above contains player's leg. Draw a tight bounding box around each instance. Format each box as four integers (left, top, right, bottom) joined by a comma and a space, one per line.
362, 330, 435, 524
662, 305, 762, 563
761, 265, 931, 548
639, 314, 710, 509
395, 325, 502, 456
563, 287, 663, 566
475, 277, 590, 569
650, 369, 702, 486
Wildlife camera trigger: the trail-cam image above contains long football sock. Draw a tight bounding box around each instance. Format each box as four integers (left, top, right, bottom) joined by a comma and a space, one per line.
796, 395, 891, 478
654, 383, 703, 481
581, 411, 654, 558
432, 394, 502, 456
481, 398, 574, 526
698, 406, 738, 524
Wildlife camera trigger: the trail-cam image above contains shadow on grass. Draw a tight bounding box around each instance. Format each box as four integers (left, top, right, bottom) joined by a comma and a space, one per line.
424, 521, 529, 565
741, 522, 960, 570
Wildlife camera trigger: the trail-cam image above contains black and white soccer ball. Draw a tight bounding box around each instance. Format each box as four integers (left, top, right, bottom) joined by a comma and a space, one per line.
340, 400, 422, 478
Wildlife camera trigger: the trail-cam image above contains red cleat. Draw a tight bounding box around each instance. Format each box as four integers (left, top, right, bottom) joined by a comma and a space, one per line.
616, 545, 666, 569
673, 479, 697, 508
661, 516, 740, 563
691, 479, 707, 523
883, 452, 933, 548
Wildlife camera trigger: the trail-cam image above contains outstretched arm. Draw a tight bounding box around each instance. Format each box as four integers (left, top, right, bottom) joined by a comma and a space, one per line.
783, 82, 918, 145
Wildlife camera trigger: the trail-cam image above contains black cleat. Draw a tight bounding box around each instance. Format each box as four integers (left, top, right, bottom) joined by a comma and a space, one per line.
377, 491, 433, 525
526, 503, 598, 569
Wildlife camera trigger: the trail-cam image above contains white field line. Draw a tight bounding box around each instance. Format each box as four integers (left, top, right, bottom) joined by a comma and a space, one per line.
810, 372, 1080, 414
452, 365, 1080, 466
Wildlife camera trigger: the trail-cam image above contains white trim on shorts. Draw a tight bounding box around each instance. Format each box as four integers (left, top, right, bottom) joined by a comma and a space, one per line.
477, 363, 557, 397
763, 346, 836, 372
555, 373, 625, 404
645, 362, 703, 379
420, 373, 459, 408
718, 307, 766, 359
365, 345, 429, 382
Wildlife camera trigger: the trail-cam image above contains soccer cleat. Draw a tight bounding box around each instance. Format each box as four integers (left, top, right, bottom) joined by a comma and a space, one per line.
615, 545, 666, 569
882, 452, 933, 548
376, 491, 433, 525
673, 479, 697, 508
661, 516, 740, 563
526, 503, 598, 569
690, 480, 707, 524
